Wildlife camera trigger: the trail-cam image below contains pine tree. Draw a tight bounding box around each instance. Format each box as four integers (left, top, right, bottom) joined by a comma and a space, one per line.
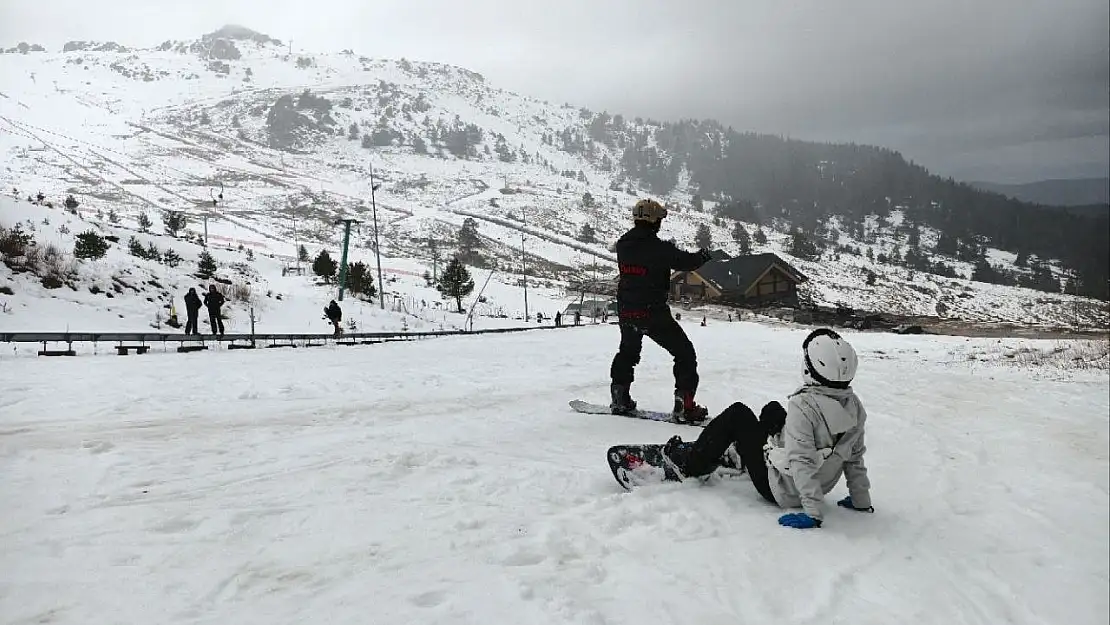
345, 261, 377, 299
73, 230, 110, 260
438, 257, 475, 312
197, 250, 218, 279
128, 236, 146, 258
137, 212, 152, 233
457, 218, 482, 259
162, 210, 187, 237
577, 223, 597, 243
790, 229, 819, 260
313, 250, 338, 283
695, 223, 712, 249
731, 222, 751, 255
162, 248, 182, 267
753, 228, 767, 245
298, 244, 310, 263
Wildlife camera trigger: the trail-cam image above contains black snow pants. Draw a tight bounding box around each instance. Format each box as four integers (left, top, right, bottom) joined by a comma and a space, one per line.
610, 308, 698, 394
185, 309, 200, 334
682, 401, 779, 504
208, 308, 225, 335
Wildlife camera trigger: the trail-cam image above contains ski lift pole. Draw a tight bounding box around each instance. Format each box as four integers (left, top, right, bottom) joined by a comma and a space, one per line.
207, 182, 224, 247
464, 270, 496, 332
334, 217, 362, 301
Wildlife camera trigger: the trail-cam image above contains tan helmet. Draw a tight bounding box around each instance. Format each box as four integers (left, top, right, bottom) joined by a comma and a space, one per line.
632, 198, 667, 223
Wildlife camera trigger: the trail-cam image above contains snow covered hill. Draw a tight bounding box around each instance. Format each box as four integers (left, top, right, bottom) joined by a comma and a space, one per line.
0, 193, 567, 336
2, 321, 1107, 624
1, 26, 1106, 330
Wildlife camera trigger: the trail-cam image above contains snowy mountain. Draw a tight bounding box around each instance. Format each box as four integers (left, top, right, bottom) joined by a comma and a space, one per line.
1, 26, 1107, 330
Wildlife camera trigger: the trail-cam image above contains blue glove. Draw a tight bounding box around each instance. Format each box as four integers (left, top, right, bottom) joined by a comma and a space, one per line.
837, 496, 874, 513
778, 512, 822, 529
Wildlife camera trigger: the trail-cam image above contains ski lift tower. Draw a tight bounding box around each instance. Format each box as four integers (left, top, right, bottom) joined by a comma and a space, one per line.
334, 216, 363, 302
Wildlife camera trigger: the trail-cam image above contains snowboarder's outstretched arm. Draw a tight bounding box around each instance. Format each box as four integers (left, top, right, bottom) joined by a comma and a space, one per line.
667, 242, 711, 272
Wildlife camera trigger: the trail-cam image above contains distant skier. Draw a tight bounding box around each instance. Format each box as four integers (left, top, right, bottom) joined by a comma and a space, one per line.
325, 299, 342, 336
184, 288, 202, 335
657, 328, 873, 529
203, 285, 226, 336
609, 198, 712, 423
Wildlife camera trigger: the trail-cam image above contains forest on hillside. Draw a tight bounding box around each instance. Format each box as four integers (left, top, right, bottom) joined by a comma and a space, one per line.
564, 115, 1107, 300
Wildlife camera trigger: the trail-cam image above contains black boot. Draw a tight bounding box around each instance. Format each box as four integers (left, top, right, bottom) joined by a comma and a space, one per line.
673, 390, 709, 424
610, 383, 637, 415
661, 435, 695, 480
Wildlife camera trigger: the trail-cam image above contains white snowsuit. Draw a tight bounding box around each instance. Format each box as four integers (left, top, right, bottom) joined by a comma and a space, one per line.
764, 384, 871, 521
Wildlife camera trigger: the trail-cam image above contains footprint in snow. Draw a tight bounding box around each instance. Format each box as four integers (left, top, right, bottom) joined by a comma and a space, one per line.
409, 590, 447, 608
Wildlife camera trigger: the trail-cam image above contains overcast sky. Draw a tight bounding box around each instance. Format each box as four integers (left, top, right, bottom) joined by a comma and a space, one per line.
3, 0, 1107, 183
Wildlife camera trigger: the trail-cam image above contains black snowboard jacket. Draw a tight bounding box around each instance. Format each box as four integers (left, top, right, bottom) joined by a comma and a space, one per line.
184, 290, 202, 313
614, 224, 709, 316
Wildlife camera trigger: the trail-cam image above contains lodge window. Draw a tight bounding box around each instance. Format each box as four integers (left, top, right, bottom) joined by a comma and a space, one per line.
756, 269, 792, 296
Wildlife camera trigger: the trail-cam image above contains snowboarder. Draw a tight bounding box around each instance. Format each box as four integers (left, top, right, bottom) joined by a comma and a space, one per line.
325, 300, 342, 336
184, 287, 202, 335
658, 328, 873, 529
554, 311, 562, 327
203, 285, 226, 336
610, 198, 713, 423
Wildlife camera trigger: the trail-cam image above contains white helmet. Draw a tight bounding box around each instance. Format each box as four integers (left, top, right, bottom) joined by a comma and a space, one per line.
802, 328, 858, 388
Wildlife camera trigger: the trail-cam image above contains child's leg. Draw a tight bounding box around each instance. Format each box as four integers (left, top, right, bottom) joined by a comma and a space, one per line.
685, 402, 777, 503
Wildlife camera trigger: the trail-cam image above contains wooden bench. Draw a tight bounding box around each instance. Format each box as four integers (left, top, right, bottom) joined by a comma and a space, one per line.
176, 345, 209, 353
38, 341, 75, 356
115, 345, 150, 355
38, 349, 76, 356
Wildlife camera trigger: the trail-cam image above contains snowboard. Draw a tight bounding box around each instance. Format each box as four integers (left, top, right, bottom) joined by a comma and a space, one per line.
569, 399, 707, 427
606, 443, 746, 492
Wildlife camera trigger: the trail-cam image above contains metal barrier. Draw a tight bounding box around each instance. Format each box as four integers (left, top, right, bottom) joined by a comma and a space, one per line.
1, 325, 560, 356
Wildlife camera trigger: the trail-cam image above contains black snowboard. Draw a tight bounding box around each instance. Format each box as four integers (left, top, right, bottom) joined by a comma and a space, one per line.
606, 444, 682, 491
570, 400, 708, 427
606, 444, 746, 491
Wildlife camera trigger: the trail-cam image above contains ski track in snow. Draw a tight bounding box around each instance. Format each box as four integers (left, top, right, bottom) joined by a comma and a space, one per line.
1, 323, 1108, 625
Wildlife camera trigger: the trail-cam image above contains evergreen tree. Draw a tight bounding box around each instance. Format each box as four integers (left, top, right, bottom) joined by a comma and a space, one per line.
971, 259, 998, 284
197, 250, 218, 279
162, 210, 187, 237
695, 223, 712, 249
73, 230, 110, 260
753, 228, 767, 245
692, 194, 703, 212
457, 218, 482, 259
731, 222, 751, 255
345, 261, 377, 299
298, 244, 310, 263
162, 248, 182, 268
790, 229, 820, 260
136, 212, 152, 233
577, 223, 597, 243
313, 250, 338, 283
438, 257, 475, 312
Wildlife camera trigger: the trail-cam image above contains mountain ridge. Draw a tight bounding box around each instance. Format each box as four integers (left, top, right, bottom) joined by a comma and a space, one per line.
1, 25, 1107, 330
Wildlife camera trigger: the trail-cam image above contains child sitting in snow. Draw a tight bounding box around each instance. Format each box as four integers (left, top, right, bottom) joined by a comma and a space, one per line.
660, 328, 874, 529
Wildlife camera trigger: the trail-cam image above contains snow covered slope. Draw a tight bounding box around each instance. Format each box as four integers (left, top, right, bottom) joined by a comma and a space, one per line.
0, 193, 566, 335
1, 321, 1107, 624
0, 27, 1106, 328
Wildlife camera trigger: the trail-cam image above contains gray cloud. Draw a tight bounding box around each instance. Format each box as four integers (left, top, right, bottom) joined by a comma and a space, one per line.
2, 0, 1106, 183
